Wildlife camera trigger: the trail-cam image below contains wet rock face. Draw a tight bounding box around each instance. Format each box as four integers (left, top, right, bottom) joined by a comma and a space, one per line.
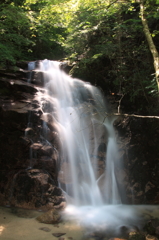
114, 117, 159, 204
0, 69, 64, 210
4, 169, 64, 210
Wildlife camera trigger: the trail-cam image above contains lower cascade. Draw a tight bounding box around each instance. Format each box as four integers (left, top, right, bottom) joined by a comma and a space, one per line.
31, 60, 139, 231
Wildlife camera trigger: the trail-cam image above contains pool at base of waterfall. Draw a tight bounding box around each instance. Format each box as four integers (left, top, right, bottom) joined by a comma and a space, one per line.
0, 206, 84, 240
0, 205, 159, 240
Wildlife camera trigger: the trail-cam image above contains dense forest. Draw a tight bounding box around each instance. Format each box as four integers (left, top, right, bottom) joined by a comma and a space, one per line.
1, 0, 159, 113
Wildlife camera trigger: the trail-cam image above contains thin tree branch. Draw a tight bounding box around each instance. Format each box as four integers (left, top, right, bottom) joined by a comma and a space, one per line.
107, 112, 159, 119
118, 94, 125, 113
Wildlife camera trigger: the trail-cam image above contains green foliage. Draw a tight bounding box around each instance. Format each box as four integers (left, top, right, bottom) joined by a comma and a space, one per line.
0, 4, 33, 66
24, 0, 69, 59
0, 0, 68, 66
61, 0, 159, 112
1, 0, 159, 113
0, 43, 16, 65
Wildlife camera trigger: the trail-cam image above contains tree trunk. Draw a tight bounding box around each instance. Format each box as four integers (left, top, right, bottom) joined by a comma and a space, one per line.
140, 0, 159, 92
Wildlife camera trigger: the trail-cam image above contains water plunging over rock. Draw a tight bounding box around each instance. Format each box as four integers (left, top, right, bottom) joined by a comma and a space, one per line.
37, 59, 124, 206
30, 59, 140, 231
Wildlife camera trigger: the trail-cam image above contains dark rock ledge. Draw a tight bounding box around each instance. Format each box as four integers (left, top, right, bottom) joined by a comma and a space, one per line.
0, 66, 65, 210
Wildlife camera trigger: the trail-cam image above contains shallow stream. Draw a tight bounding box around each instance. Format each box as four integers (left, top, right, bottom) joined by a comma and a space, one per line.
0, 205, 159, 240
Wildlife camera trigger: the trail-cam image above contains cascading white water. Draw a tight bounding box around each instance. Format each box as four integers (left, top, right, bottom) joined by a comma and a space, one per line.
38, 59, 138, 231
39, 60, 122, 204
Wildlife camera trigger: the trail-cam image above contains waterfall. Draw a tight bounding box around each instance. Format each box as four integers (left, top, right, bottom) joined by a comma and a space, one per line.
32, 59, 138, 230
38, 59, 123, 205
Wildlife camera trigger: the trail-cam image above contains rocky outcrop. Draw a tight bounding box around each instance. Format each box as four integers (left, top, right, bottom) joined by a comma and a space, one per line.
0, 66, 64, 210
114, 116, 159, 204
